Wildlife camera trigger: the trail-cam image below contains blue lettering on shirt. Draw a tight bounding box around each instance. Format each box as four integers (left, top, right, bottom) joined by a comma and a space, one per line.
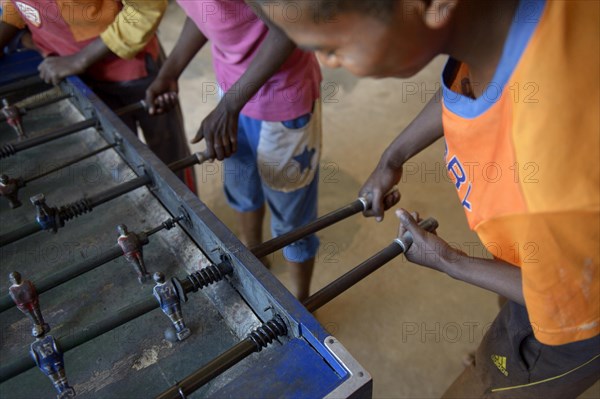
448, 156, 467, 189
462, 182, 472, 211
447, 154, 473, 212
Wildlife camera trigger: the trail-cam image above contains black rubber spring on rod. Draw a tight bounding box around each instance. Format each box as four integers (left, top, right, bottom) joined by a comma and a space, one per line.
57, 198, 93, 222
186, 263, 231, 292
248, 315, 288, 352
0, 144, 16, 158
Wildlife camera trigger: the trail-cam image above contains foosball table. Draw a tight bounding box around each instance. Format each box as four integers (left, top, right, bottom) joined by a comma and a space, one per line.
0, 51, 437, 399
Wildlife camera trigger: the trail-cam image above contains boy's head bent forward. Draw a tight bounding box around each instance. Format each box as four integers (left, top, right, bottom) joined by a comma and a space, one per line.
251, 0, 458, 78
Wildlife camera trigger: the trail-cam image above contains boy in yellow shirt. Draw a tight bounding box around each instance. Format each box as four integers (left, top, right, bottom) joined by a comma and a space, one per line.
0, 0, 196, 188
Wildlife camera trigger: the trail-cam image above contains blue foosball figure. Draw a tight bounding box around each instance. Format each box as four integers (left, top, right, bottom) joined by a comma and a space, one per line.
153, 272, 190, 341
30, 331, 75, 398
30, 194, 59, 232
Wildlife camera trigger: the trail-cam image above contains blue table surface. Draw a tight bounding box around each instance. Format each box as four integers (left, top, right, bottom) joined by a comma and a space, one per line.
0, 50, 42, 86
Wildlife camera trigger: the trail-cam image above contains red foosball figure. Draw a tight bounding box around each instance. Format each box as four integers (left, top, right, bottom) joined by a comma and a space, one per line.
9, 271, 50, 336
0, 174, 22, 209
2, 98, 26, 140
117, 224, 151, 283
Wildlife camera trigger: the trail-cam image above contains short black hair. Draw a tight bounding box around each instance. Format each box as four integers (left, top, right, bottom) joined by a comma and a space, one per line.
254, 0, 397, 23
317, 0, 397, 21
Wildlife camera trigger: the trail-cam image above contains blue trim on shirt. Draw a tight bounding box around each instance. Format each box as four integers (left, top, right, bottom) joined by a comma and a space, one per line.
442, 0, 546, 119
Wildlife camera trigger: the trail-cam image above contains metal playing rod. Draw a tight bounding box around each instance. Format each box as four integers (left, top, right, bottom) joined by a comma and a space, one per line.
0, 93, 72, 123
0, 217, 180, 313
86, 175, 152, 206
0, 119, 97, 159
0, 175, 151, 247
303, 217, 439, 312
0, 151, 209, 247
112, 99, 147, 117
251, 197, 370, 258
23, 143, 116, 184
0, 100, 144, 159
168, 151, 210, 173
0, 223, 41, 246
0, 143, 116, 208
0, 76, 44, 97
155, 316, 288, 399
0, 261, 234, 382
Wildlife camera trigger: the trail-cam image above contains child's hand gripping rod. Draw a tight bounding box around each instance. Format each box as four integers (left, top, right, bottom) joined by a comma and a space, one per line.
303, 217, 439, 312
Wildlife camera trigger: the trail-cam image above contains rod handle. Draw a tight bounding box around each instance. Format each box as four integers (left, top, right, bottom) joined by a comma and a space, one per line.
394, 217, 439, 252
357, 186, 400, 211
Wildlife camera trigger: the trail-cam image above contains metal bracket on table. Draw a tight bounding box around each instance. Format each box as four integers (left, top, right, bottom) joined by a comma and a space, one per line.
177, 205, 193, 228
324, 336, 373, 399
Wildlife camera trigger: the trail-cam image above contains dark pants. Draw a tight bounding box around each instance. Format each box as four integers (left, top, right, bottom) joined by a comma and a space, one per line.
443, 301, 600, 399
83, 50, 196, 191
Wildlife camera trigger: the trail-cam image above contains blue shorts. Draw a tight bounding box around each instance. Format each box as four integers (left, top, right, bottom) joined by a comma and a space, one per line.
223, 103, 322, 263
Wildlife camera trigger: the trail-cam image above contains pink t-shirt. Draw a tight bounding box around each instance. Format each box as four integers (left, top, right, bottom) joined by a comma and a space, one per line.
177, 0, 321, 121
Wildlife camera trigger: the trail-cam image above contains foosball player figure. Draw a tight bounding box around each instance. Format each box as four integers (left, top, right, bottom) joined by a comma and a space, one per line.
153, 272, 191, 342
8, 271, 50, 336
1, 98, 26, 140
0, 174, 22, 208
117, 224, 151, 284
31, 194, 59, 232
30, 330, 76, 399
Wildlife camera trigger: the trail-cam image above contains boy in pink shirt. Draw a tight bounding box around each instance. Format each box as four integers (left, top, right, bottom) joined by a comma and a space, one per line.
146, 0, 322, 301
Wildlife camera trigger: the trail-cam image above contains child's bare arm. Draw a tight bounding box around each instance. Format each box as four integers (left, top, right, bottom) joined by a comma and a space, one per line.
146, 17, 209, 114
38, 38, 112, 85
191, 13, 297, 160
396, 209, 525, 305
360, 91, 445, 220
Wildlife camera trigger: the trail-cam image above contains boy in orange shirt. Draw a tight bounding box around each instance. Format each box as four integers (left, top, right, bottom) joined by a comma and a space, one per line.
255, 0, 600, 397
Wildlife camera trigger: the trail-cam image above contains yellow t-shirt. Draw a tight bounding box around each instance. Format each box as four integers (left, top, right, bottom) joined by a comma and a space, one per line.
442, 0, 599, 345
1, 0, 166, 59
